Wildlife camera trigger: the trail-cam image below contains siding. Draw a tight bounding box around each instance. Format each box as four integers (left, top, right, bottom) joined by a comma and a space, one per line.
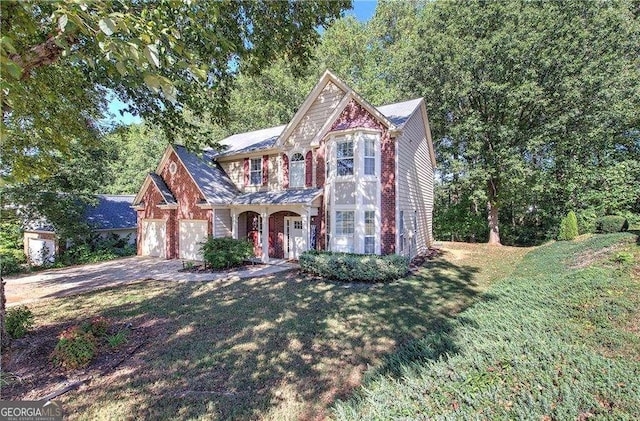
220, 154, 279, 192
396, 105, 434, 257
214, 209, 232, 238
285, 81, 346, 150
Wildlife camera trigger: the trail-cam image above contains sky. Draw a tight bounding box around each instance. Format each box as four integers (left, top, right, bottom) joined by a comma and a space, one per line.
108, 1, 378, 126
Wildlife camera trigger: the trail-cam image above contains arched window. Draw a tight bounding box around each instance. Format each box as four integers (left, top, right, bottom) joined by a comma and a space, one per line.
289, 153, 305, 188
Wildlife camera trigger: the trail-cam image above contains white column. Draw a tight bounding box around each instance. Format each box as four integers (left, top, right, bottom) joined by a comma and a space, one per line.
231, 209, 238, 239
302, 207, 310, 252
261, 209, 269, 263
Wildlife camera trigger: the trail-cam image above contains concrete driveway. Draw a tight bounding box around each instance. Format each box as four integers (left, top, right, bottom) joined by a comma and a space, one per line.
4, 256, 297, 306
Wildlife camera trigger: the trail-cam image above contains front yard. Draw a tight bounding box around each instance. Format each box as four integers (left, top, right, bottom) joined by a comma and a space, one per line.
1, 243, 528, 420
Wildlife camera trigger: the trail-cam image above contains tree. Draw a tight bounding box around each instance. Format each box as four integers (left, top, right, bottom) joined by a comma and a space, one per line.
1, 0, 350, 179
394, 0, 640, 244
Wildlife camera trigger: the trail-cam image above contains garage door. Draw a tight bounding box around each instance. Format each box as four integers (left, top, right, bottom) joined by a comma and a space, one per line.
142, 220, 166, 257
179, 220, 208, 261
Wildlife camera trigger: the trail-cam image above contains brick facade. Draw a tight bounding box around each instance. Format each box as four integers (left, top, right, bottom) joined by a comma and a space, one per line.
136, 150, 212, 259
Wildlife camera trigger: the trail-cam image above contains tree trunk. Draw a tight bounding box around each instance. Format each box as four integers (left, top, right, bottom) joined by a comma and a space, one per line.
487, 201, 501, 245
1, 278, 9, 349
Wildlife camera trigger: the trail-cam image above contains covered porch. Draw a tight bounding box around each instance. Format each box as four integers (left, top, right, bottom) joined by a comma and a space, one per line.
229, 189, 323, 262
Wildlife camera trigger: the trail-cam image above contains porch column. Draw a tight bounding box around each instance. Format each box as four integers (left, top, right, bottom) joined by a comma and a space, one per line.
231, 209, 238, 239
302, 207, 310, 252
261, 209, 269, 263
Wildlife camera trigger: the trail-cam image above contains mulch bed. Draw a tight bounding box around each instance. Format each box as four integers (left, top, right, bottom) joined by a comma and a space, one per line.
1, 322, 149, 401
177, 262, 266, 274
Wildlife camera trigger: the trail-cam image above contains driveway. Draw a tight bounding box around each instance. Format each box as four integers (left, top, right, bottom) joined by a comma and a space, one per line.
4, 256, 297, 306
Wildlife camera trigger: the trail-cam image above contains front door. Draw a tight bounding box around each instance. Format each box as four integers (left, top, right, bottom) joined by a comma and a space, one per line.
285, 217, 304, 259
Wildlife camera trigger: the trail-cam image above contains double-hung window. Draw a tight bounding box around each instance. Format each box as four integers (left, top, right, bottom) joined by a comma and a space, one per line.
289, 153, 305, 188
364, 210, 375, 254
364, 137, 376, 176
336, 140, 354, 176
334, 210, 355, 252
250, 158, 262, 185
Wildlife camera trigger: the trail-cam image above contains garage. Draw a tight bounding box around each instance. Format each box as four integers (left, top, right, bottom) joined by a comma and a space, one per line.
141, 219, 166, 257
179, 220, 208, 261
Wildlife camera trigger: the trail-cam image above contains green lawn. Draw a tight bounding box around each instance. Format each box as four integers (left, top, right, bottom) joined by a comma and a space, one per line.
334, 233, 640, 419
8, 243, 528, 420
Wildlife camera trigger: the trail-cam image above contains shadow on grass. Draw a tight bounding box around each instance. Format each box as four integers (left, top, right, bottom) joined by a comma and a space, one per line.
24, 255, 483, 419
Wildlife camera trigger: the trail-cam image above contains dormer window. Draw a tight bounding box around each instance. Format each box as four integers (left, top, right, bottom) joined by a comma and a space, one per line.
250, 158, 262, 185
289, 153, 305, 188
336, 140, 354, 176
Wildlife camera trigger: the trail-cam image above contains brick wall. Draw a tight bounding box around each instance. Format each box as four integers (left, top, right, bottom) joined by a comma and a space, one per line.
137, 149, 212, 259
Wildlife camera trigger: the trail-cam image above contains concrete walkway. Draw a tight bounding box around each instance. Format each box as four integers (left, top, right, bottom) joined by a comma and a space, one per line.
4, 256, 298, 306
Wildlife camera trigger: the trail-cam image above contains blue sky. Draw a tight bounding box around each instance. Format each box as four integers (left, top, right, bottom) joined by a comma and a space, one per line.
109, 1, 378, 126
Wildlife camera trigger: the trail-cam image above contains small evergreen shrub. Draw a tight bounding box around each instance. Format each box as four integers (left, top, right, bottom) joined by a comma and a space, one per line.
201, 237, 253, 269
299, 251, 409, 282
595, 215, 629, 233
576, 210, 597, 234
81, 316, 110, 337
52, 326, 97, 369
557, 211, 579, 241
5, 306, 34, 339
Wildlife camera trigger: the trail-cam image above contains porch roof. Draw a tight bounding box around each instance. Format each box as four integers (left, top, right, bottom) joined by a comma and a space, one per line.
231, 188, 322, 206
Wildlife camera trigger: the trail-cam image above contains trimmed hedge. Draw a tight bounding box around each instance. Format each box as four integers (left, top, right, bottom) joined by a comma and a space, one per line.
595, 215, 629, 233
200, 236, 253, 269
299, 250, 409, 282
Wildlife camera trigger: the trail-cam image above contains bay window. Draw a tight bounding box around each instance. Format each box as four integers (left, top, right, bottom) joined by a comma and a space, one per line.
336, 140, 354, 176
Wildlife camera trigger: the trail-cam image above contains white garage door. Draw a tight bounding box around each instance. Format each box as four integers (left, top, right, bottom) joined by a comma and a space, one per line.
142, 220, 166, 257
179, 220, 208, 261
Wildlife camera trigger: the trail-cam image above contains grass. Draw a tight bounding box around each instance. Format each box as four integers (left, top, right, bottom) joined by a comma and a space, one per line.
5, 242, 528, 420
333, 233, 640, 420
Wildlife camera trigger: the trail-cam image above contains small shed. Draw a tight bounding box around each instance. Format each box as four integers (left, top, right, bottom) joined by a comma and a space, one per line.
23, 195, 137, 264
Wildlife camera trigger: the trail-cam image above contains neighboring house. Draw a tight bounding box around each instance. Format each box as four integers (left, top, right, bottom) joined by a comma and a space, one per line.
23, 194, 137, 264
133, 70, 436, 262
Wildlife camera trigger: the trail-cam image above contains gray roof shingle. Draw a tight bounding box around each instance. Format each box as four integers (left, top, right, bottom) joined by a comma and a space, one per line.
86, 195, 137, 230
149, 173, 177, 204
231, 189, 322, 206
173, 145, 239, 205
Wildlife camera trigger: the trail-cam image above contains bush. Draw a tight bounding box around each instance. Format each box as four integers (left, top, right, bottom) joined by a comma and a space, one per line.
5, 306, 34, 339
81, 316, 110, 337
557, 211, 579, 241
299, 251, 409, 282
0, 250, 25, 276
200, 237, 253, 269
576, 209, 598, 234
52, 326, 97, 369
595, 215, 629, 233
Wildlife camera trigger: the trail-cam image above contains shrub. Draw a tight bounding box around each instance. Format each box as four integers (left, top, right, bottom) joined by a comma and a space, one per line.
52, 326, 97, 369
107, 329, 129, 348
576, 210, 598, 234
595, 215, 629, 233
5, 306, 34, 339
557, 211, 579, 241
0, 250, 25, 276
299, 251, 409, 282
612, 251, 634, 265
200, 237, 253, 269
81, 316, 110, 337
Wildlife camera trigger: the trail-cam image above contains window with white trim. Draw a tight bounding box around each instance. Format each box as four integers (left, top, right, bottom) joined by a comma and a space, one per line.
250, 158, 262, 185
399, 210, 405, 252
364, 210, 375, 254
335, 211, 355, 235
289, 153, 305, 188
336, 140, 354, 176
364, 137, 375, 176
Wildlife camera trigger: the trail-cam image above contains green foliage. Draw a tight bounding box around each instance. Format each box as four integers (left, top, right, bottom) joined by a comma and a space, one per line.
576, 209, 598, 235
595, 215, 629, 234
52, 326, 97, 369
557, 211, 579, 241
1, 0, 350, 181
299, 250, 409, 282
5, 306, 34, 339
200, 237, 253, 270
81, 316, 110, 338
106, 329, 129, 349
60, 234, 136, 266
0, 213, 27, 275
612, 251, 634, 265
334, 233, 640, 419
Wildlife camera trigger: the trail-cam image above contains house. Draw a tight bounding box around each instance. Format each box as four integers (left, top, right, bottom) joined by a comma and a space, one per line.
133, 71, 436, 262
23, 194, 137, 264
